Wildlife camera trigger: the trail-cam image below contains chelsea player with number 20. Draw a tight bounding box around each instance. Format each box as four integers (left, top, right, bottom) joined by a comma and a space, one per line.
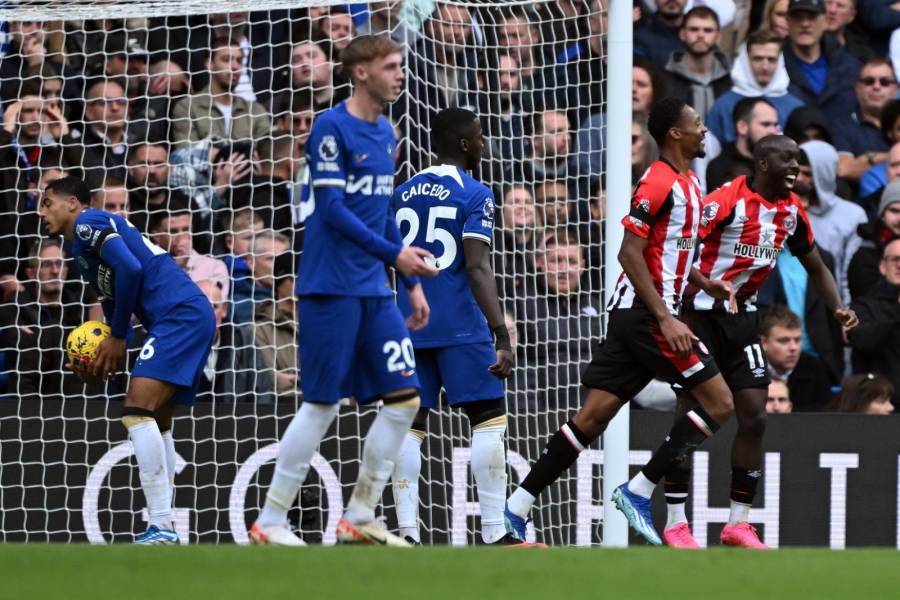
39, 175, 216, 545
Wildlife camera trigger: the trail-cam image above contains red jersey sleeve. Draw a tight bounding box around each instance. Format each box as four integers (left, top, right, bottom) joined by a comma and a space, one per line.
786, 197, 816, 256
621, 163, 675, 239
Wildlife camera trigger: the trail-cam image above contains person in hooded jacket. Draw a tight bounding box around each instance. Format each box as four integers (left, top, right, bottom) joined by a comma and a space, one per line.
796, 140, 867, 302
848, 180, 900, 299
706, 28, 805, 144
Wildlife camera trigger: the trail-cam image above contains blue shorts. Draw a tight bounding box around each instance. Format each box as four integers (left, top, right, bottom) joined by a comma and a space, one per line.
298, 295, 420, 404
132, 294, 217, 406
416, 342, 505, 410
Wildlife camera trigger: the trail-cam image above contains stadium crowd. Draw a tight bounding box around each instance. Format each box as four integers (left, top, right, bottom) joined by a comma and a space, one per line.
0, 0, 896, 415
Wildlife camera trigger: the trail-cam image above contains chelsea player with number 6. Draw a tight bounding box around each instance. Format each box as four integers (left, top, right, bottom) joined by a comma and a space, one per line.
251, 35, 439, 547
39, 175, 216, 545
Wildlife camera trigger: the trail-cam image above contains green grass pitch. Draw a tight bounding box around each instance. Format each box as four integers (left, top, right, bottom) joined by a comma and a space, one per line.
2, 545, 897, 599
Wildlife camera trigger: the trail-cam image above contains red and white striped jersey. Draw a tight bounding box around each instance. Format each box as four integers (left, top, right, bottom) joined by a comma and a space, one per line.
609, 159, 704, 314
691, 175, 815, 311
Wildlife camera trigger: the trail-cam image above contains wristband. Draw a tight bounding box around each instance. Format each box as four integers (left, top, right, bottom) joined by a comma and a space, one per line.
492, 325, 512, 352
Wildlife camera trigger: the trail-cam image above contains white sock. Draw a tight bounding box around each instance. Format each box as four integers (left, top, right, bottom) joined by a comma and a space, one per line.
728, 501, 751, 525
391, 431, 424, 543
471, 421, 508, 543
127, 419, 172, 530
507, 487, 536, 519
161, 429, 177, 496
345, 403, 418, 525
258, 402, 340, 528
666, 502, 688, 528
628, 471, 656, 499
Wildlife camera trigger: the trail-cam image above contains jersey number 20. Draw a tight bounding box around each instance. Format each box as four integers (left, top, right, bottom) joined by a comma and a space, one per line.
396, 206, 457, 270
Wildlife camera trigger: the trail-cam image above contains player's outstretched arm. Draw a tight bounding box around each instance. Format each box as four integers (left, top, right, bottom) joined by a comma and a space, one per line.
798, 245, 859, 331
619, 231, 697, 358
463, 238, 513, 378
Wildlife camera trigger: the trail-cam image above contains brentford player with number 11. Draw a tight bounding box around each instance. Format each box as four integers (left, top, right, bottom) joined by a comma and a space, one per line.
660, 134, 859, 549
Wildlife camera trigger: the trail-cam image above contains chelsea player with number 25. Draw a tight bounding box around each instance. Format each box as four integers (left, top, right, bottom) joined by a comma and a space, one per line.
390, 108, 535, 546
251, 35, 438, 547
39, 176, 216, 545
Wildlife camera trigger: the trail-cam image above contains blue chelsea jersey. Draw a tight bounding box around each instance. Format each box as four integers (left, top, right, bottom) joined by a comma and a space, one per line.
71, 208, 203, 332
392, 165, 496, 347
297, 102, 399, 297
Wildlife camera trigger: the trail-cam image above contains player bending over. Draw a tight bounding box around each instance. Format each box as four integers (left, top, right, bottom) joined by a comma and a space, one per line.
660, 134, 858, 548
389, 108, 526, 546
40, 176, 216, 545
250, 35, 438, 547
504, 97, 737, 545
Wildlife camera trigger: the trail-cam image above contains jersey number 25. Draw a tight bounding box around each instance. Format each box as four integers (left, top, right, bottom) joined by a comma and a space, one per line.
396, 206, 457, 270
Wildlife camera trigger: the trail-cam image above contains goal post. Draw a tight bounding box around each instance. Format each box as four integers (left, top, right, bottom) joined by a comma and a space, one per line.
0, 0, 630, 546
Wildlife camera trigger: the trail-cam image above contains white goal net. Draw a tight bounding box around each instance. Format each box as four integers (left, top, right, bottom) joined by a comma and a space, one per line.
0, 0, 610, 545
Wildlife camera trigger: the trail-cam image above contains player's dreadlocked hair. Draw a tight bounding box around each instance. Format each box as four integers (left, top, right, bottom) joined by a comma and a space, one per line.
432, 107, 479, 157
648, 96, 687, 148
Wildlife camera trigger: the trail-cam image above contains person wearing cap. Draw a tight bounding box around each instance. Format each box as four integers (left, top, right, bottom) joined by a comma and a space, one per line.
849, 237, 900, 406
782, 0, 861, 123
848, 179, 900, 299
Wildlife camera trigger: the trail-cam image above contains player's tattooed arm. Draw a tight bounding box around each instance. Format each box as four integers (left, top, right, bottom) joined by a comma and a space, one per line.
798, 245, 859, 331
463, 238, 513, 378
619, 231, 697, 358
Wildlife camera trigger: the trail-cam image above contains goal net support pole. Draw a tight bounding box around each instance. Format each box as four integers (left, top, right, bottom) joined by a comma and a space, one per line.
601, 0, 632, 549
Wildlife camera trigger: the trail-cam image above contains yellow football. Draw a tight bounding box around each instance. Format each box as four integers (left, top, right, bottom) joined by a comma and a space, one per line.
66, 320, 111, 370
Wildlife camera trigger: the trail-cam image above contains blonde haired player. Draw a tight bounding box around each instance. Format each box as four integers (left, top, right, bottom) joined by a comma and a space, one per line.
250, 35, 437, 546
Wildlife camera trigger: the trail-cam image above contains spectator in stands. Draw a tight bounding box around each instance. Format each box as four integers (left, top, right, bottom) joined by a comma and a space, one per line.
521, 229, 600, 407
228, 132, 300, 236
664, 7, 732, 121
72, 78, 133, 184
636, 0, 688, 67
219, 208, 263, 280
763, 0, 791, 37
129, 59, 190, 143
195, 278, 275, 404
507, 109, 573, 188
573, 57, 665, 182
857, 102, 900, 208
706, 97, 781, 191
277, 40, 350, 114
760, 304, 833, 411
273, 94, 315, 151
187, 11, 288, 106
0, 20, 61, 103
825, 0, 871, 61
231, 230, 289, 324
147, 198, 230, 298
358, 1, 419, 48
172, 39, 272, 149
463, 49, 527, 164
548, 0, 607, 128
797, 140, 867, 301
319, 6, 356, 51
855, 0, 900, 56
534, 180, 572, 229
0, 238, 101, 402
782, 0, 860, 123
706, 28, 805, 144
253, 252, 299, 402
849, 180, 900, 299
632, 114, 659, 184
126, 142, 209, 250
849, 238, 900, 403
828, 373, 895, 413
99, 33, 149, 100
402, 2, 477, 163
766, 379, 793, 413
496, 184, 539, 297
494, 9, 541, 113
832, 57, 898, 183
90, 176, 129, 218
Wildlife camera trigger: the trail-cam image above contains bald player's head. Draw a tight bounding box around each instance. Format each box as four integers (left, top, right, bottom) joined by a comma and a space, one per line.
754, 134, 801, 199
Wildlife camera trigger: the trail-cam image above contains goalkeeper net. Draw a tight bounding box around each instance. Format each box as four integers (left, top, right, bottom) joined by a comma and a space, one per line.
0, 0, 610, 546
